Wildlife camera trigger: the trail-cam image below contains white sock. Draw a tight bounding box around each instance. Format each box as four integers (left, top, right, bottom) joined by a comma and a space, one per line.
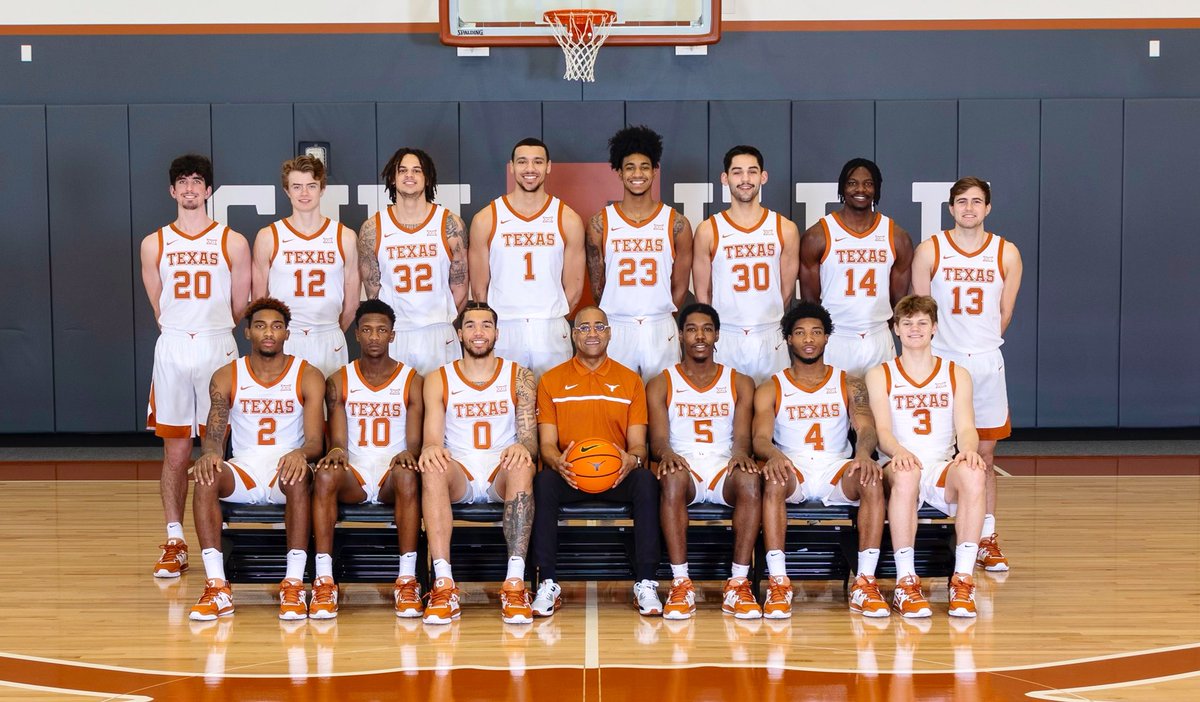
671, 563, 689, 580
201, 548, 226, 582
765, 549, 787, 577
285, 549, 307, 582
166, 522, 185, 541
315, 553, 333, 579
982, 514, 996, 539
506, 556, 525, 581
399, 551, 418, 578
858, 548, 880, 578
894, 547, 916, 580
955, 542, 977, 575
433, 558, 452, 580
731, 562, 750, 579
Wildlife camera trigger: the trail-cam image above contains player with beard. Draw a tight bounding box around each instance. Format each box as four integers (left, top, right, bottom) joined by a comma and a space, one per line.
799, 158, 913, 376
752, 302, 889, 618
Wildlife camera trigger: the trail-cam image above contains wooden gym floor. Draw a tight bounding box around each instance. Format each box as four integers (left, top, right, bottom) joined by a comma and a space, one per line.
0, 460, 1197, 700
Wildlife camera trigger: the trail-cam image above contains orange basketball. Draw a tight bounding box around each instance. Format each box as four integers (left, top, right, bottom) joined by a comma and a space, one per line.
564, 438, 623, 493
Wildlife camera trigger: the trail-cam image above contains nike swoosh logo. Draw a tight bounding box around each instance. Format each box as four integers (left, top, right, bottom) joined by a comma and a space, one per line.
384, 232, 395, 238
564, 384, 578, 390
675, 388, 688, 393
784, 391, 796, 397
500, 219, 513, 225
239, 385, 252, 391
942, 255, 956, 259
834, 237, 847, 242
610, 226, 624, 231
451, 389, 464, 395
350, 389, 361, 393
667, 335, 675, 342
578, 443, 603, 454
165, 240, 177, 246
333, 346, 344, 352
283, 238, 295, 243
226, 351, 235, 357
445, 339, 454, 345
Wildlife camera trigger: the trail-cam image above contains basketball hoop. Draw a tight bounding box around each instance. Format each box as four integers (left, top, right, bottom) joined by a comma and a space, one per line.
543, 9, 617, 82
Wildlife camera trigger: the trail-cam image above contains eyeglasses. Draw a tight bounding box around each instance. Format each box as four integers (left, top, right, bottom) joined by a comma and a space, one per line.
573, 323, 609, 334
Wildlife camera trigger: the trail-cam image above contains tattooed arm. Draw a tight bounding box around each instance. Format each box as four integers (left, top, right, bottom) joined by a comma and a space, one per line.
358, 214, 381, 299
585, 210, 607, 304
193, 364, 233, 486
845, 373, 883, 487
445, 212, 470, 313
500, 365, 538, 469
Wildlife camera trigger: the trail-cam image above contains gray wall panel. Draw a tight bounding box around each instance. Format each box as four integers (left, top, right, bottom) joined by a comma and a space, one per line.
295, 102, 377, 232
1120, 99, 1200, 427
129, 104, 213, 431
1037, 100, 1123, 427
211, 103, 294, 244
0, 106, 54, 432
46, 105, 134, 431
875, 101, 957, 238
459, 102, 543, 224
790, 101, 876, 227
376, 102, 460, 211
957, 99, 1041, 429
624, 102, 709, 215
543, 102, 624, 164
707, 101, 792, 218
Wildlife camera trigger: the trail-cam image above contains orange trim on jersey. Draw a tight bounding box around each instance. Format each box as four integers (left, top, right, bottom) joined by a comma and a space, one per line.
244, 355, 297, 389
882, 363, 893, 395
198, 423, 207, 439
228, 462, 258, 490
929, 235, 941, 279
282, 216, 332, 240
439, 367, 451, 410
268, 223, 280, 264
887, 218, 897, 258
783, 365, 834, 393
556, 200, 567, 241
509, 362, 519, 406
486, 201, 498, 246
336, 366, 348, 404
729, 369, 738, 402
719, 207, 770, 235
666, 208, 678, 258
599, 207, 609, 253
706, 465, 730, 491
674, 363, 725, 394
336, 223, 348, 262
168, 221, 220, 241
839, 370, 849, 409
146, 382, 157, 427
153, 423, 192, 439
353, 359, 405, 393
944, 230, 994, 258
935, 464, 950, 489
663, 368, 673, 398
978, 415, 1012, 440
221, 226, 233, 272
501, 194, 554, 223
613, 201, 664, 229
948, 360, 958, 397
229, 361, 239, 404
372, 212, 383, 255
818, 219, 832, 264
772, 376, 783, 416
894, 357, 943, 389
295, 360, 308, 405
831, 210, 883, 238
155, 228, 165, 266
438, 209, 453, 260
707, 217, 720, 262
775, 213, 785, 250
453, 358, 504, 391
388, 202, 437, 234
486, 463, 504, 485
997, 237, 1008, 280
830, 460, 853, 486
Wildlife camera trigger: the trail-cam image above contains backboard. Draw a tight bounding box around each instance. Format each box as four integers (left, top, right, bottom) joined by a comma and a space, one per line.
439, 0, 721, 46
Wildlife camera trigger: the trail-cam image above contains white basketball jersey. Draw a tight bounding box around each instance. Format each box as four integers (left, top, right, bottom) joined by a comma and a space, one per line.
884, 357, 957, 463
487, 196, 567, 319
157, 222, 234, 334
708, 209, 785, 330
229, 356, 307, 457
376, 205, 458, 331
664, 364, 738, 456
339, 360, 415, 466
929, 231, 1008, 354
599, 203, 677, 320
771, 367, 851, 460
266, 217, 346, 330
818, 212, 897, 334
440, 358, 519, 455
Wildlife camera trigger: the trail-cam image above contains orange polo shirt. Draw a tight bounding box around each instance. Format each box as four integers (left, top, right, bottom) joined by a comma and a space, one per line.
537, 356, 647, 451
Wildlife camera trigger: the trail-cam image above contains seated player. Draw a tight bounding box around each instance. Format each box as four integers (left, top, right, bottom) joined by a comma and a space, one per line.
530, 306, 659, 617
647, 303, 759, 619
864, 295, 987, 618
752, 302, 888, 618
418, 301, 538, 624
309, 300, 423, 618
188, 298, 326, 621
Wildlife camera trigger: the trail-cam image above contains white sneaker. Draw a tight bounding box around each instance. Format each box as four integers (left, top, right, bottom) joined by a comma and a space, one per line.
531, 580, 562, 617
633, 579, 663, 616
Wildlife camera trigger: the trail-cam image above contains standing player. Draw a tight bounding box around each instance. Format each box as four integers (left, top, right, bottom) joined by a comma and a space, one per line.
752, 302, 889, 619
252, 155, 359, 378
692, 145, 800, 384
530, 306, 659, 616
586, 125, 694, 383
647, 303, 759, 620
799, 158, 914, 376
864, 295, 988, 618
309, 300, 423, 619
140, 153, 251, 579
911, 177, 1023, 572
418, 301, 538, 625
468, 137, 586, 377
188, 298, 326, 621
359, 147, 469, 375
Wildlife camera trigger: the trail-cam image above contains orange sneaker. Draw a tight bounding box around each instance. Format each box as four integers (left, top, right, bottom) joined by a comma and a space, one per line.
891, 575, 932, 618
153, 539, 189, 578
394, 576, 423, 618
423, 577, 461, 625
500, 578, 533, 624
849, 575, 890, 618
663, 578, 696, 620
762, 575, 793, 619
722, 577, 762, 619
947, 573, 977, 618
278, 578, 308, 620
189, 578, 234, 621
976, 535, 1010, 572
309, 576, 339, 619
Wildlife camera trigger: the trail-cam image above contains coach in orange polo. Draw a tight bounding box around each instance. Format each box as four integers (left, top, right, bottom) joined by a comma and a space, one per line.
529, 305, 662, 618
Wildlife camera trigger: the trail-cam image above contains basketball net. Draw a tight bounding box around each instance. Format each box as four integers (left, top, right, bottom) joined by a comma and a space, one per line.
544, 9, 617, 82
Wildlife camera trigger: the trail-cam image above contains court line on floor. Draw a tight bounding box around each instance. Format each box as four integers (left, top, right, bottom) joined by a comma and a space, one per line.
585, 581, 599, 669
0, 679, 152, 701
1025, 670, 1200, 701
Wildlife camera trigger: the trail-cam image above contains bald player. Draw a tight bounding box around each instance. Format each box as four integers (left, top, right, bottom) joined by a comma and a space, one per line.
469, 137, 586, 377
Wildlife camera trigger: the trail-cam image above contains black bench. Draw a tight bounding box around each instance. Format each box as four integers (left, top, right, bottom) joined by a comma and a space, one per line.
219, 500, 954, 585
